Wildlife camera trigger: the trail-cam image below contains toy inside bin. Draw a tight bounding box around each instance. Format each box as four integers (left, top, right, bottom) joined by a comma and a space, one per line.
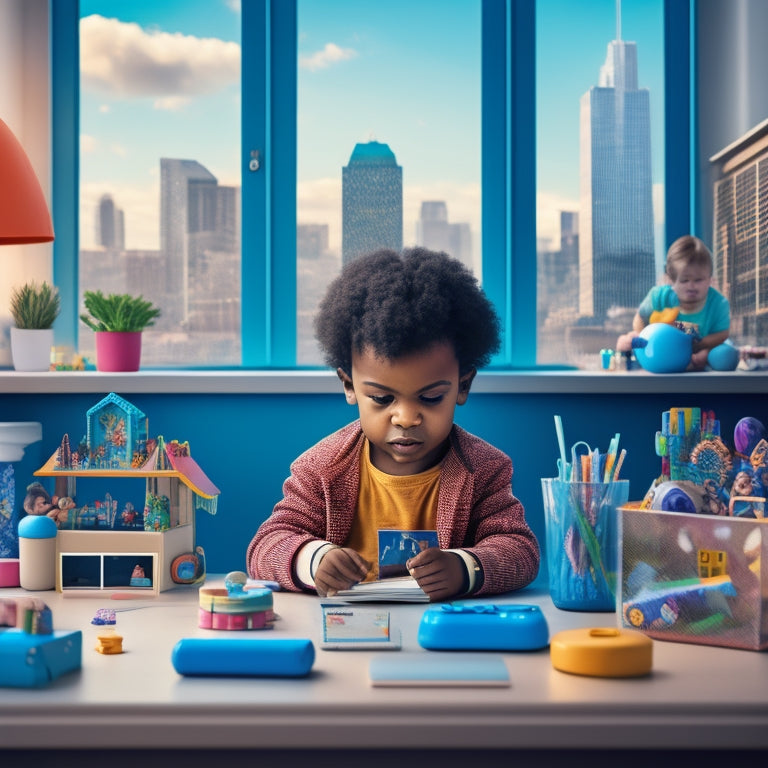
619, 504, 768, 651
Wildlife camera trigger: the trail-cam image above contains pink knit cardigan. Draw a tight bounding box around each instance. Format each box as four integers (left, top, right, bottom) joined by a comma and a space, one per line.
247, 421, 540, 596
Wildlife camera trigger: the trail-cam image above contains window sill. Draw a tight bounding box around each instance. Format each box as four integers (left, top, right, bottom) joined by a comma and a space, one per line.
0, 368, 766, 395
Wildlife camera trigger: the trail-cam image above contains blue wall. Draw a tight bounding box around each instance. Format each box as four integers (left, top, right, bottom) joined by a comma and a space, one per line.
2, 388, 765, 584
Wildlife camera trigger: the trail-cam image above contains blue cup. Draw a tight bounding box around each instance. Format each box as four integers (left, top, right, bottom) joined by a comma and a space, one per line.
541, 478, 629, 611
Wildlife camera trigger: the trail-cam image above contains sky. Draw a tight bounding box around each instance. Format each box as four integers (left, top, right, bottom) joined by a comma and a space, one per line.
78, 0, 664, 262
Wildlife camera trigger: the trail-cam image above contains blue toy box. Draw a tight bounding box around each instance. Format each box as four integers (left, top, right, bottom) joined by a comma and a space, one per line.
0, 629, 82, 687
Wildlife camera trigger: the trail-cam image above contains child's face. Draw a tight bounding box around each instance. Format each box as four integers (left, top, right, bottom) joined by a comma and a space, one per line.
339, 341, 474, 476
669, 262, 711, 310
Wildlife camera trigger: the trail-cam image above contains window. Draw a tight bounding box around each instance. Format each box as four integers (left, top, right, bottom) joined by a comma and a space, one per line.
50, 0, 692, 370
536, 0, 666, 369
77, 0, 242, 366
295, 0, 482, 365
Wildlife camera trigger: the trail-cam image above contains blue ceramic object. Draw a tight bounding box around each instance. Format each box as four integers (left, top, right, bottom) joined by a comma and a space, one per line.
708, 340, 740, 371
632, 323, 692, 373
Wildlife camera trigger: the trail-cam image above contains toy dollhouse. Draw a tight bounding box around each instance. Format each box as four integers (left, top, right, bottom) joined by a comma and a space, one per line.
33, 393, 219, 595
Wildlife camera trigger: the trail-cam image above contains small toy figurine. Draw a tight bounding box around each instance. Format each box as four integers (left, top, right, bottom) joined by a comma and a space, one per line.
129, 564, 151, 587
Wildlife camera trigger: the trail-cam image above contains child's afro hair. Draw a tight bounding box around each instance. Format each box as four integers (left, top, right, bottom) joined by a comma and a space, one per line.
314, 247, 501, 375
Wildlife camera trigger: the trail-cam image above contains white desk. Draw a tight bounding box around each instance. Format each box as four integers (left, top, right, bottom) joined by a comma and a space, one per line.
1, 580, 767, 761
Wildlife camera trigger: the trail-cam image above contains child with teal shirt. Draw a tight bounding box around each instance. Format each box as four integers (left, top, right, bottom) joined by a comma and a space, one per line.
617, 235, 730, 370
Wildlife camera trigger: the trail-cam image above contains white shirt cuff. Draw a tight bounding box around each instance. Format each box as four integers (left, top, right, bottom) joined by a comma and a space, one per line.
296, 541, 335, 588
446, 548, 478, 594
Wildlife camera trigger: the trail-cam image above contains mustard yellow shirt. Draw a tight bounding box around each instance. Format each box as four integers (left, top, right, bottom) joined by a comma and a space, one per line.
346, 439, 440, 580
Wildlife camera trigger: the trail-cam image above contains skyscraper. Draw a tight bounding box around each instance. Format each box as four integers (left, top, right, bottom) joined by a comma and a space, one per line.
97, 194, 125, 251
578, 8, 654, 320
711, 117, 768, 344
342, 141, 402, 264
160, 158, 240, 329
417, 201, 472, 269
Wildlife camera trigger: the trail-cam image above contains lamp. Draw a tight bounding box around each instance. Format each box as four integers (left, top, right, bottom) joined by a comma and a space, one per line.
0, 118, 49, 584
0, 117, 54, 244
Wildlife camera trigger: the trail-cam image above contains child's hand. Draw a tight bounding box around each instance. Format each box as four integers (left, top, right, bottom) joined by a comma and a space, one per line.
406, 549, 465, 602
616, 331, 638, 353
314, 547, 371, 597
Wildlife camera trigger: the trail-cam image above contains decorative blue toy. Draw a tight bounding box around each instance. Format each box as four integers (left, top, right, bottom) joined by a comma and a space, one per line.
417, 603, 549, 651
631, 323, 692, 373
707, 340, 740, 371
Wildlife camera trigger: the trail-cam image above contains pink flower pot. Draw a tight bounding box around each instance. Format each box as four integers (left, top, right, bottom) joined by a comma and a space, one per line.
95, 331, 142, 372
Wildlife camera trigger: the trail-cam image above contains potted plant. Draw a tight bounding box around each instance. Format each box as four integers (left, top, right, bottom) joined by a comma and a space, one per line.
80, 290, 161, 372
9, 281, 61, 371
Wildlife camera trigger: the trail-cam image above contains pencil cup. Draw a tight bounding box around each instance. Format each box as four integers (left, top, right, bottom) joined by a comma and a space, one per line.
541, 478, 629, 611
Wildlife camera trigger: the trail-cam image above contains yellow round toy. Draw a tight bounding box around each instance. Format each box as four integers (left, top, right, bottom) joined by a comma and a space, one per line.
550, 627, 652, 677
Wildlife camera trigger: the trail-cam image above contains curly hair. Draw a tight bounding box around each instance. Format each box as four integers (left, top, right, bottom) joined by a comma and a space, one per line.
314, 247, 501, 375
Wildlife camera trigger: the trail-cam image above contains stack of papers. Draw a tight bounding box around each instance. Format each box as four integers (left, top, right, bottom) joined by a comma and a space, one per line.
332, 576, 429, 602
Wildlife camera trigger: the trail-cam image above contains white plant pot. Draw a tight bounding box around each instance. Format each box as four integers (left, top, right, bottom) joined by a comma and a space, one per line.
10, 327, 54, 372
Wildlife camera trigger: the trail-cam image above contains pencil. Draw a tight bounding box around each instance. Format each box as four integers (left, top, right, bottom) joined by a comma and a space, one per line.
612, 448, 627, 481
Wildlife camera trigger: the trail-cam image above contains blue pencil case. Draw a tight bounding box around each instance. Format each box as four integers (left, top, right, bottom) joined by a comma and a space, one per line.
417, 603, 549, 651
172, 637, 315, 677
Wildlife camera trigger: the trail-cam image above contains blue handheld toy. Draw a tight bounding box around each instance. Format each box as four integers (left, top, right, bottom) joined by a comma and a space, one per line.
417, 603, 549, 651
172, 637, 315, 677
707, 340, 740, 371
631, 323, 692, 373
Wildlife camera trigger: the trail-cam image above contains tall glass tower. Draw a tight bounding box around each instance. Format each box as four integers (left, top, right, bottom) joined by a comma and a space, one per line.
342, 141, 402, 265
578, 9, 654, 320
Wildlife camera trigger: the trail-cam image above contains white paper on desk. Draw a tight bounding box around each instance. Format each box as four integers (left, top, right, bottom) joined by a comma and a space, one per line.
332, 576, 429, 602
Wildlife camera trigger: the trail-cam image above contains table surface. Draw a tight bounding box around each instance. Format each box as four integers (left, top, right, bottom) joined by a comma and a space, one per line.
1, 579, 767, 752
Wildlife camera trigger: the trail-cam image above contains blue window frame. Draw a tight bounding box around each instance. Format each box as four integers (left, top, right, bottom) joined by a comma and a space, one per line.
50, 0, 693, 370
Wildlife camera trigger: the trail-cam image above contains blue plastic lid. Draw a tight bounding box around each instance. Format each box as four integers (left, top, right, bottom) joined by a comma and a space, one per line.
18, 515, 58, 539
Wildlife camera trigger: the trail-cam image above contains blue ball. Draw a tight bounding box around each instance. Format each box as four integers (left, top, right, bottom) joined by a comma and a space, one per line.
632, 323, 692, 374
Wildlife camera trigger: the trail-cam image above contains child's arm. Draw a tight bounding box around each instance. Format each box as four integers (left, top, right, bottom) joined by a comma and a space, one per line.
440, 440, 540, 597
633, 311, 650, 333
689, 328, 730, 370
693, 328, 729, 354
616, 312, 647, 353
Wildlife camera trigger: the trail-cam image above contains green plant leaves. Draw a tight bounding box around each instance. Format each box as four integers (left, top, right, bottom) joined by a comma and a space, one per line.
80, 290, 161, 333
10, 282, 61, 329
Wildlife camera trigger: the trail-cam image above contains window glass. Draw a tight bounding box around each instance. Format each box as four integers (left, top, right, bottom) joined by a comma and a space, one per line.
536, 0, 665, 369
296, 0, 481, 364
78, 0, 241, 366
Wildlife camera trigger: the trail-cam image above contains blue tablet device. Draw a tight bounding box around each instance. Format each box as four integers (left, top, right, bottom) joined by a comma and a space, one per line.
417, 603, 549, 651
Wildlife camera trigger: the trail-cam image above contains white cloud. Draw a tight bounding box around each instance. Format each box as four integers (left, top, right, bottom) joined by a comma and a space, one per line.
153, 95, 193, 112
80, 134, 97, 154
80, 15, 240, 100
298, 178, 342, 248
299, 42, 357, 72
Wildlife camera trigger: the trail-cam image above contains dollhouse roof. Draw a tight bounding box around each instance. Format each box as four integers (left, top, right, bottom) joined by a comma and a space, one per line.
143, 439, 220, 502
86, 392, 145, 420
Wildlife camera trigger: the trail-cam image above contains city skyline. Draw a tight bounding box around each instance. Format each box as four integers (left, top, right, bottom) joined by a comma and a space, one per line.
78, 1, 664, 259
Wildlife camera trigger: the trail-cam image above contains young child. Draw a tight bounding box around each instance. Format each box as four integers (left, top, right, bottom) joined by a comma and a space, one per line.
617, 235, 730, 370
247, 247, 540, 601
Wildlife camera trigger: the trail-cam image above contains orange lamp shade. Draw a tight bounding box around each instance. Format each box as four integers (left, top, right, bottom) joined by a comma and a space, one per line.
0, 118, 54, 244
